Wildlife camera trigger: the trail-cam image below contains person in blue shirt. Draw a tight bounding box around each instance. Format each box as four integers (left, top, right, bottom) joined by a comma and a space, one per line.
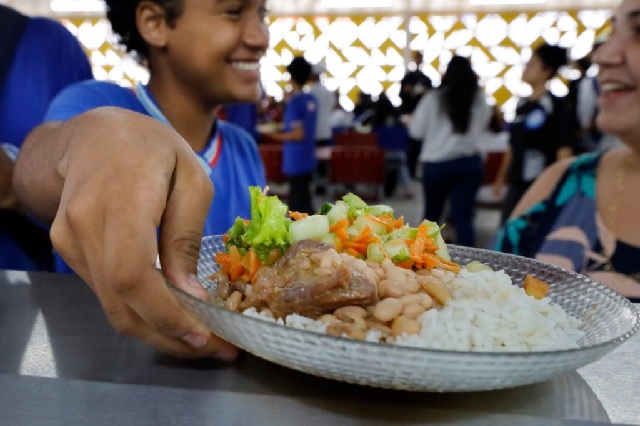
259, 56, 318, 214
13, 0, 268, 361
0, 5, 93, 271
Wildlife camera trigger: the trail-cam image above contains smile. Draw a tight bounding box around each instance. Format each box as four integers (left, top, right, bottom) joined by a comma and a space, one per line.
231, 62, 261, 71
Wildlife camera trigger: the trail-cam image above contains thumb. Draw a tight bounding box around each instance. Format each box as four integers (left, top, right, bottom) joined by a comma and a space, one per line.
158, 150, 214, 301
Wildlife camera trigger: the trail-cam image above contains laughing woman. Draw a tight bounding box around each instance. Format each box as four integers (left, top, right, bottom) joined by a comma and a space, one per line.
493, 0, 640, 301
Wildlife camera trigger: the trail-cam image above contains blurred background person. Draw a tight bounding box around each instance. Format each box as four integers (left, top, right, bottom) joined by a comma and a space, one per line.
492, 42, 577, 224
399, 51, 433, 116
352, 90, 375, 128
0, 4, 93, 272
493, 0, 640, 300
369, 92, 413, 199
259, 56, 318, 214
308, 61, 336, 195
409, 55, 493, 247
329, 93, 353, 132
400, 51, 433, 180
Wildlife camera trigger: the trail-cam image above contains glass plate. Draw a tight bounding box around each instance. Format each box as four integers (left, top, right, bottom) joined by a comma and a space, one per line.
170, 235, 640, 392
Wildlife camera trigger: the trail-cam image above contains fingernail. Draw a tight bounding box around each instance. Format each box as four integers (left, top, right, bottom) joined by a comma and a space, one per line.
182, 332, 207, 348
187, 274, 203, 290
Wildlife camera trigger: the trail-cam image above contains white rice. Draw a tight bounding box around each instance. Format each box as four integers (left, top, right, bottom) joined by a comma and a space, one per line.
241, 266, 585, 352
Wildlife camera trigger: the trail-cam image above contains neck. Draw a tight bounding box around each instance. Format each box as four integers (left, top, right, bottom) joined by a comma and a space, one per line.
146, 78, 217, 152
528, 83, 547, 101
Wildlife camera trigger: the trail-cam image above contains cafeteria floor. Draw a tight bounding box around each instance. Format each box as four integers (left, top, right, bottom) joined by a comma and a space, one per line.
310, 179, 502, 250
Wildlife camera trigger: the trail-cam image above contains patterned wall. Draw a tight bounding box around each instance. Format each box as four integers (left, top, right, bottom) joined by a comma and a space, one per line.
61, 9, 611, 120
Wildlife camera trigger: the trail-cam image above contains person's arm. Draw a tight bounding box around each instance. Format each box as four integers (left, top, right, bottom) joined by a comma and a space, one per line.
14, 106, 238, 361
510, 157, 573, 218
0, 148, 18, 210
261, 124, 304, 142
491, 147, 512, 199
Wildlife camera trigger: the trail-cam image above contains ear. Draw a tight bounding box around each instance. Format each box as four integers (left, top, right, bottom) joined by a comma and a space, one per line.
136, 0, 169, 49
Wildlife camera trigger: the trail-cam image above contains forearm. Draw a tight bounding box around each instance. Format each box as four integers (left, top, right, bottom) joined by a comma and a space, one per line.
13, 121, 71, 224
268, 126, 304, 142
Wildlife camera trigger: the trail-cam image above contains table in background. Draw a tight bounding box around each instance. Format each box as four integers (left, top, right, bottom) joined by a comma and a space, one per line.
0, 270, 637, 425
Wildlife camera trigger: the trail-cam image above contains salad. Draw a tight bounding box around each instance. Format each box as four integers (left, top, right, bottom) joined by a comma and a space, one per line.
215, 186, 460, 285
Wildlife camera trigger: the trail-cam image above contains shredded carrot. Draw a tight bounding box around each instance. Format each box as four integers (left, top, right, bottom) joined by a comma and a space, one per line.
346, 247, 363, 258
329, 218, 349, 232
289, 211, 309, 221
395, 259, 414, 269
421, 252, 441, 269
410, 223, 428, 263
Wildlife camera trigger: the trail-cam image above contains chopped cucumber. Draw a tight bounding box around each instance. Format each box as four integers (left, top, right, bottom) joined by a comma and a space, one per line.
366, 243, 385, 263
326, 201, 348, 225
320, 232, 338, 247
466, 261, 493, 272
351, 215, 387, 236
290, 215, 330, 242
384, 240, 410, 262
365, 204, 394, 217
422, 219, 450, 260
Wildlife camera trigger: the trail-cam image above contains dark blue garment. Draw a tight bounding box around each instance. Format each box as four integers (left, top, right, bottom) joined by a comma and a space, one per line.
421, 155, 483, 247
0, 17, 93, 271
224, 102, 259, 142
282, 92, 317, 176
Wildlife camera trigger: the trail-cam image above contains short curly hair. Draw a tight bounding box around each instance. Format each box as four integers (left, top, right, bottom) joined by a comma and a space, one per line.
286, 56, 312, 86
105, 0, 184, 62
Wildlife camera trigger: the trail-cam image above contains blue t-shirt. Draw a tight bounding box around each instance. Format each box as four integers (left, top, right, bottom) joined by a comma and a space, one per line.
282, 92, 317, 176
44, 80, 266, 273
0, 17, 93, 271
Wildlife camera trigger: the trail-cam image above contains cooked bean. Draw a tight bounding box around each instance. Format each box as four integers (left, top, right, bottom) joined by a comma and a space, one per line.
225, 291, 243, 312
327, 321, 366, 340
402, 303, 426, 319
334, 306, 368, 330
421, 278, 452, 305
373, 298, 403, 322
391, 316, 421, 337
317, 314, 337, 324
402, 277, 421, 293
378, 279, 406, 298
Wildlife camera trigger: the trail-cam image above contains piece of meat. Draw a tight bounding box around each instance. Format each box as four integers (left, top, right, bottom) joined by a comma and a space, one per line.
249, 240, 378, 318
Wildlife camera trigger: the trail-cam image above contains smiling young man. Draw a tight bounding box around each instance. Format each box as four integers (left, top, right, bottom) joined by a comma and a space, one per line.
13, 0, 269, 360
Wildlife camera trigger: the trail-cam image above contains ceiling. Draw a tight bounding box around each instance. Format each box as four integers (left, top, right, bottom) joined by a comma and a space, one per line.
1, 0, 619, 17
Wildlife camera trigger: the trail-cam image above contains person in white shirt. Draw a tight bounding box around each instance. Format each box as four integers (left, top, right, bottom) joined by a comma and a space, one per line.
308, 62, 337, 194
308, 62, 336, 147
409, 55, 493, 247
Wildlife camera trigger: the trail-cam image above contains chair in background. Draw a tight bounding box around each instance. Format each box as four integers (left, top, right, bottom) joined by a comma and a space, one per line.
333, 130, 378, 147
328, 146, 385, 202
259, 144, 288, 198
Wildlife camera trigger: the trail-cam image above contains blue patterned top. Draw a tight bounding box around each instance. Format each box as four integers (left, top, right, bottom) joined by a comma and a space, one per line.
493, 151, 640, 299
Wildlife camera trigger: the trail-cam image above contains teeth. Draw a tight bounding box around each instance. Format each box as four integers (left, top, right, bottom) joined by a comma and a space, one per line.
601, 82, 629, 92
232, 62, 260, 71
